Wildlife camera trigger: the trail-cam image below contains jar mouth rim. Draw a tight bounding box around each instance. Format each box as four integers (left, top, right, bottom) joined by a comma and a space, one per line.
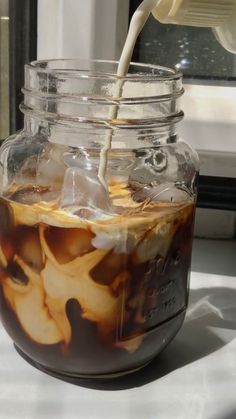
26, 59, 182, 81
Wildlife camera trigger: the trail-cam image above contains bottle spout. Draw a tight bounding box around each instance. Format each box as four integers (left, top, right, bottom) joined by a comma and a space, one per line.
214, 10, 236, 54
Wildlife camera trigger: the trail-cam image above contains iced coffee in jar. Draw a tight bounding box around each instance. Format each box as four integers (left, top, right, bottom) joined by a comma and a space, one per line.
0, 59, 198, 378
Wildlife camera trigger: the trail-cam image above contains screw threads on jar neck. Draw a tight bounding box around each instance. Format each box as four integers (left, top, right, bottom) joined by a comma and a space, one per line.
21, 59, 184, 148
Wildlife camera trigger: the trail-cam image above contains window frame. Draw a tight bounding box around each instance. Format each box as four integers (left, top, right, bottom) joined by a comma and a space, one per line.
37, 0, 129, 61
9, 0, 37, 133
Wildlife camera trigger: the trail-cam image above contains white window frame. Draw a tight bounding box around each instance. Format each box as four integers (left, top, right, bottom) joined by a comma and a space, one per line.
38, 0, 129, 61
37, 0, 236, 238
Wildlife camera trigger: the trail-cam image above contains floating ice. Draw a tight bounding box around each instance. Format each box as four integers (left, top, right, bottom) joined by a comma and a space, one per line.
60, 167, 114, 220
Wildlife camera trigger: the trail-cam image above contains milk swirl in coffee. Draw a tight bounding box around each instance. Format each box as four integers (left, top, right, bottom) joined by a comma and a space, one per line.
0, 185, 195, 374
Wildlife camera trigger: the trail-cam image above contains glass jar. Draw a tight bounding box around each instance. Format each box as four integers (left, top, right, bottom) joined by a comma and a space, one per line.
0, 60, 198, 379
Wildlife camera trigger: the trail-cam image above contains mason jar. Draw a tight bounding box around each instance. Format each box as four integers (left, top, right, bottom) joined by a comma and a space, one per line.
0, 60, 198, 379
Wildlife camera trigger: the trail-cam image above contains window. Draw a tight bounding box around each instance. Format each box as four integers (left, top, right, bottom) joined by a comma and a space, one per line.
8, 0, 236, 237
130, 1, 236, 81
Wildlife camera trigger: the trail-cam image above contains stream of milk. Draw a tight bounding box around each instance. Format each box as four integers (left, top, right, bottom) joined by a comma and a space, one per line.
98, 0, 159, 189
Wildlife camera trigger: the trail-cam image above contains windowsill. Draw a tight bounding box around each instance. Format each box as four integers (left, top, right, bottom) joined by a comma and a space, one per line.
192, 238, 236, 276
0, 238, 235, 418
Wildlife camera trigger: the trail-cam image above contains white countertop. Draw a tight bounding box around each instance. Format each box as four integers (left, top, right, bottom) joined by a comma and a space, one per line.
0, 239, 236, 419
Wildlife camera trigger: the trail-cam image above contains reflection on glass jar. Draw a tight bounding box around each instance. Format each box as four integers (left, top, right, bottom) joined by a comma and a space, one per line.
0, 60, 199, 379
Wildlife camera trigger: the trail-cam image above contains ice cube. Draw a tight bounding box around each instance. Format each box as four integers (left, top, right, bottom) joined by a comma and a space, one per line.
16, 155, 38, 184
9, 144, 68, 204
36, 144, 67, 187
6, 184, 60, 205
60, 167, 114, 220
132, 182, 189, 204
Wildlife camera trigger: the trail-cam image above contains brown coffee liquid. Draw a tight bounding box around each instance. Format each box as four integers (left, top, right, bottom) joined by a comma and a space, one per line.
0, 184, 195, 376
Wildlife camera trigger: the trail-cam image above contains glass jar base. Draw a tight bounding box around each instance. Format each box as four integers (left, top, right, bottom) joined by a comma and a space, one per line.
14, 344, 153, 381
